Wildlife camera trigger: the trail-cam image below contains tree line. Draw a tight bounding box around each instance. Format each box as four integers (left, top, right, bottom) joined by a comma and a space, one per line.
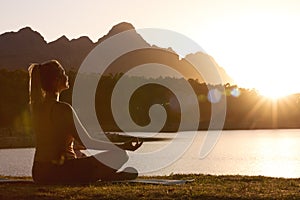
1, 69, 300, 137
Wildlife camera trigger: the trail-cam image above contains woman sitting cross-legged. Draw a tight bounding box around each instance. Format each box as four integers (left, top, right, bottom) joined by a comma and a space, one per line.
28, 60, 143, 184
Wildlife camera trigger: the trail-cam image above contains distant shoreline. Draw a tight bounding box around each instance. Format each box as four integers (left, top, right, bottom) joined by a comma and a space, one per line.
1, 127, 300, 149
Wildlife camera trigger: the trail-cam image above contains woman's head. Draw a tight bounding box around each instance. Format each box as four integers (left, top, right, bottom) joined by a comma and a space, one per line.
28, 60, 69, 105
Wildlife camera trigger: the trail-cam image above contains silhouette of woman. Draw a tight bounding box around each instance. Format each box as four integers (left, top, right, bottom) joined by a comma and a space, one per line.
28, 60, 142, 184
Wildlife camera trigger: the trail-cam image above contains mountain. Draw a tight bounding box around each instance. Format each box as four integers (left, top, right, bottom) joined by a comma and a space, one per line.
0, 22, 234, 84
185, 52, 235, 84
0, 26, 95, 70
0, 27, 47, 68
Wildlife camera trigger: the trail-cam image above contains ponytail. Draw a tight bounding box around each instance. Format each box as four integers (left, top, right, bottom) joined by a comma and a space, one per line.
28, 63, 44, 111
28, 60, 65, 112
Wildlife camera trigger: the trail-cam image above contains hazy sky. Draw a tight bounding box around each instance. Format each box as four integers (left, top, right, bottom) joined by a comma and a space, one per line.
1, 0, 300, 97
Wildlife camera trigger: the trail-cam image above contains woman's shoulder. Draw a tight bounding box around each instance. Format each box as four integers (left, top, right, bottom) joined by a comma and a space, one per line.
52, 101, 73, 114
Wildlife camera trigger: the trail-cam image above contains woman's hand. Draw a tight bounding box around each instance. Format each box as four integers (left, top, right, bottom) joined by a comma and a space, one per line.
73, 140, 86, 150
118, 138, 143, 151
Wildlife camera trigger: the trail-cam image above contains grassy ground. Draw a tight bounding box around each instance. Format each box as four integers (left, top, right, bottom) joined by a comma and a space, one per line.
1, 174, 300, 200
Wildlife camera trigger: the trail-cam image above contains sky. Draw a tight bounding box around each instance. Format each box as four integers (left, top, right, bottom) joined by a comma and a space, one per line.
1, 0, 300, 98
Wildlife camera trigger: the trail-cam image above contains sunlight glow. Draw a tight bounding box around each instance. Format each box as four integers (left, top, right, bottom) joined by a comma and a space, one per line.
258, 86, 292, 100
200, 12, 300, 97
257, 135, 299, 178
1, 1, 300, 97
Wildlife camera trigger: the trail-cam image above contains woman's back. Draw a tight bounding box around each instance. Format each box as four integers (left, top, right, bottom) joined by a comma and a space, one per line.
32, 99, 76, 163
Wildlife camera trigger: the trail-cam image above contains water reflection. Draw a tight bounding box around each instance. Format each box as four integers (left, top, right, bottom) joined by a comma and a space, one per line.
151, 129, 300, 178
1, 130, 300, 178
255, 131, 300, 178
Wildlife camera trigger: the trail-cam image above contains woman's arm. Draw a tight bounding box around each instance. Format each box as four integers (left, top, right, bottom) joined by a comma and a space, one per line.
55, 102, 119, 150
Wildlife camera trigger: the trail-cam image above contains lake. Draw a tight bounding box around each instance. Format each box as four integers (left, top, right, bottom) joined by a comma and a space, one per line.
1, 129, 300, 178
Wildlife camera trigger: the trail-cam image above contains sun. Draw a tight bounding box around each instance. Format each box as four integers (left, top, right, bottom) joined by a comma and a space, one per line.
201, 12, 300, 100
257, 85, 293, 100
259, 89, 287, 100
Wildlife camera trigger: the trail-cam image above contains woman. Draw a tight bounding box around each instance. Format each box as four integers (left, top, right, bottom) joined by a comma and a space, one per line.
28, 60, 142, 184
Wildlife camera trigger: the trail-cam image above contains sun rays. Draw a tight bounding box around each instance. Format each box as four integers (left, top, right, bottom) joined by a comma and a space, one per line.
244, 93, 300, 129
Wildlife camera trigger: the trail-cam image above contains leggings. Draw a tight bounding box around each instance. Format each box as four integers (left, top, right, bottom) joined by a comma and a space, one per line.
32, 150, 129, 184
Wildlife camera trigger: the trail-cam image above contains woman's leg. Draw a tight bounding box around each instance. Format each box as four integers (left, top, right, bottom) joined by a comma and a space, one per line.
93, 149, 129, 173
60, 149, 133, 183
33, 150, 136, 184
95, 150, 138, 181
92, 149, 138, 181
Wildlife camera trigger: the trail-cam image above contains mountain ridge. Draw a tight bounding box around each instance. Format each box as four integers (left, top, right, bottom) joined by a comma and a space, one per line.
0, 22, 234, 84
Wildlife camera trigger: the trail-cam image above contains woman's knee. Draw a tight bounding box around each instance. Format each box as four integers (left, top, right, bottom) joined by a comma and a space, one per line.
94, 149, 129, 169
119, 149, 129, 163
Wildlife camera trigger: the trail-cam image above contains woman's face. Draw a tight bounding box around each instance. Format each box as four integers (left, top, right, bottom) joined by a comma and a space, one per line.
57, 68, 69, 92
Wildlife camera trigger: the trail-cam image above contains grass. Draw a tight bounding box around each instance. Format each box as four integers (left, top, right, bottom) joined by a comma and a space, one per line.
1, 174, 300, 200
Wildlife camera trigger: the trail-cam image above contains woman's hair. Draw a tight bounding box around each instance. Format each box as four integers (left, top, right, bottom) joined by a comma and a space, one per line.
28, 60, 64, 109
